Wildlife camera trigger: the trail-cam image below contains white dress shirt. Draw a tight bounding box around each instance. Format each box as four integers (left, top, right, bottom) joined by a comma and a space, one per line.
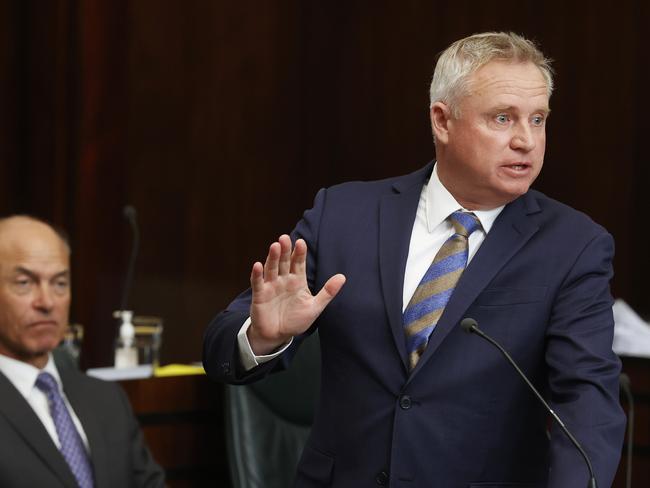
0, 353, 90, 451
237, 163, 505, 370
402, 164, 503, 308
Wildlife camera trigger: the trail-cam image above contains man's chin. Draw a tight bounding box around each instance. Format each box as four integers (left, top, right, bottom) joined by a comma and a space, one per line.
498, 182, 534, 204
6, 348, 51, 368
477, 188, 529, 209
26, 338, 61, 358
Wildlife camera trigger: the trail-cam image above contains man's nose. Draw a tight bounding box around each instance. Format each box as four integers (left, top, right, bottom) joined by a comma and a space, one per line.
33, 285, 55, 312
510, 122, 536, 152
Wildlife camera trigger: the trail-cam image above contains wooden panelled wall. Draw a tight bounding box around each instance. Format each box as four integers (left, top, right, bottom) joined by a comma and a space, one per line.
0, 0, 648, 370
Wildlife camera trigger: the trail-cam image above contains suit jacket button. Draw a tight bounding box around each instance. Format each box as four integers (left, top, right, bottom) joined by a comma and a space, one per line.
376, 470, 389, 485
399, 394, 412, 410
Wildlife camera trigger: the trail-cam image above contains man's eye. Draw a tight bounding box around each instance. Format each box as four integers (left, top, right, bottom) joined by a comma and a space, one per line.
495, 114, 509, 124
531, 115, 545, 126
11, 278, 32, 293
53, 280, 70, 293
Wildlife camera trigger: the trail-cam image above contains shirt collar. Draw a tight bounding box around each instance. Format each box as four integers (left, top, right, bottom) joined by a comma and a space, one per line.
426, 163, 504, 234
0, 353, 62, 398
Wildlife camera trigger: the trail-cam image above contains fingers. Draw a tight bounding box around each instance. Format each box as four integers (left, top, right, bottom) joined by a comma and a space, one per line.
290, 239, 307, 275
261, 235, 296, 283
278, 234, 292, 275
250, 261, 264, 292
314, 273, 346, 310
263, 241, 281, 281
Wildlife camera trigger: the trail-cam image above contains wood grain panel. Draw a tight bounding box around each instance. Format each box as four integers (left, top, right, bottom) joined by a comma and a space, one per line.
0, 0, 648, 367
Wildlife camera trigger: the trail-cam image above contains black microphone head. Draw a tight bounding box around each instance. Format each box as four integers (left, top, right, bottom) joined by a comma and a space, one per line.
123, 205, 137, 222
460, 318, 478, 333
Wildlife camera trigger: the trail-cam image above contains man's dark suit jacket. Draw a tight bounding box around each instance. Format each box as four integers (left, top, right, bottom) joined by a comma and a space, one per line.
204, 163, 626, 488
0, 354, 164, 488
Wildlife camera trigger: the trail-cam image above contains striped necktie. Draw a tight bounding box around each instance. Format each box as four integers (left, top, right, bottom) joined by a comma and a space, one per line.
35, 372, 95, 488
403, 211, 481, 370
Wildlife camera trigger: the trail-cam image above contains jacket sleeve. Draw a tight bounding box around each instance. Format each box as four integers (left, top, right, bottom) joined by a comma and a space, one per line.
545, 230, 626, 487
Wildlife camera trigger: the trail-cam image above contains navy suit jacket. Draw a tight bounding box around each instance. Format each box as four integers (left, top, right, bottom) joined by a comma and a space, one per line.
204, 163, 625, 488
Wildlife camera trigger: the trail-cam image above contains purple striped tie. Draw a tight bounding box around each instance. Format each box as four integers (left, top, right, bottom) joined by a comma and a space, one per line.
35, 372, 94, 488
403, 211, 481, 369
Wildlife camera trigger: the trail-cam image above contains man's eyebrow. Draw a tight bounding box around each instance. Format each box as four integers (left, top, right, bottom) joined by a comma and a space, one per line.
533, 106, 551, 115
13, 266, 70, 280
490, 105, 516, 112
13, 266, 38, 279
489, 105, 551, 114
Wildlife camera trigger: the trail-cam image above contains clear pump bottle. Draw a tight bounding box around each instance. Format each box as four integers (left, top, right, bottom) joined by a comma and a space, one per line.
114, 310, 138, 368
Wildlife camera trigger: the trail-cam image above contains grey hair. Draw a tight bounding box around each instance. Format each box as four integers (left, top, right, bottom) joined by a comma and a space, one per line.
429, 32, 554, 117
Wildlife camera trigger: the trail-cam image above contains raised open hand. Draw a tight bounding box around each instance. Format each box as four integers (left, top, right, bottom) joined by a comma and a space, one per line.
247, 234, 345, 355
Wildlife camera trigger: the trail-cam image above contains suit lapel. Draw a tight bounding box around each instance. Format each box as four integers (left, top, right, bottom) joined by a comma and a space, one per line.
409, 192, 541, 379
60, 368, 110, 488
379, 164, 433, 372
0, 371, 79, 488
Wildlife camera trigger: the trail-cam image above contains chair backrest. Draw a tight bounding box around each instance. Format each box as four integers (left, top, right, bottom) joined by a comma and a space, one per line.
225, 332, 320, 488
53, 343, 79, 370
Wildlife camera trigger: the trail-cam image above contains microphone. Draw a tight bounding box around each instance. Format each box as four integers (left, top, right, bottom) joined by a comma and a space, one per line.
619, 373, 633, 488
460, 318, 597, 488
120, 205, 140, 312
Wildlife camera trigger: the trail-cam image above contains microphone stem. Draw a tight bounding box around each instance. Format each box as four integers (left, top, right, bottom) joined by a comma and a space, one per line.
472, 326, 597, 488
120, 217, 140, 312
620, 375, 634, 488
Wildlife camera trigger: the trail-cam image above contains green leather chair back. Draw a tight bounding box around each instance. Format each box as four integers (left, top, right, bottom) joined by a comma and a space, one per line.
225, 332, 320, 488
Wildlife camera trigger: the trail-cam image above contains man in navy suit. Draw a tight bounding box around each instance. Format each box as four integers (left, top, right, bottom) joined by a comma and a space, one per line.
204, 32, 625, 487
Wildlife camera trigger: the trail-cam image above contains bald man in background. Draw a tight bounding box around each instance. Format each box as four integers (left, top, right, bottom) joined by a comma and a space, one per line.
0, 215, 164, 488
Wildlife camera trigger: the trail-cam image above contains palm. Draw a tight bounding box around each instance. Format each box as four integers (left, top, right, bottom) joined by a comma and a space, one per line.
251, 273, 318, 336
248, 235, 345, 354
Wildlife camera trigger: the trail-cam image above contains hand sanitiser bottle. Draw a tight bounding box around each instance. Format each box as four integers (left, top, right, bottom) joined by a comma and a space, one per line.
115, 310, 138, 368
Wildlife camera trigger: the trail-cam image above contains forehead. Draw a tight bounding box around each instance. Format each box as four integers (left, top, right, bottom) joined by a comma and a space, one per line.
465, 60, 549, 109
0, 220, 70, 274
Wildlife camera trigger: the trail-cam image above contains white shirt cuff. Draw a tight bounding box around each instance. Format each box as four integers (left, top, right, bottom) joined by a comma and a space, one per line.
236, 317, 293, 371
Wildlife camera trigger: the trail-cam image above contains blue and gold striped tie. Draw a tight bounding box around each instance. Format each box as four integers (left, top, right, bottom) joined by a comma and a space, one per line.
404, 211, 481, 370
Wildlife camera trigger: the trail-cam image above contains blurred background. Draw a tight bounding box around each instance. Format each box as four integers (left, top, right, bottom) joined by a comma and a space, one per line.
0, 0, 647, 369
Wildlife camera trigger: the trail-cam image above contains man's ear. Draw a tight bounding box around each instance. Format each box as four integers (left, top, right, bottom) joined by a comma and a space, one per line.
430, 101, 451, 145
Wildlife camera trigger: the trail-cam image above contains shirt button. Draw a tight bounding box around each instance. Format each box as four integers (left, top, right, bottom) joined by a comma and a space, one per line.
376, 470, 389, 485
399, 394, 412, 410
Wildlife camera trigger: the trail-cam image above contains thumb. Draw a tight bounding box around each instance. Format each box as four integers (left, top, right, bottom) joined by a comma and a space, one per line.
313, 274, 346, 311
